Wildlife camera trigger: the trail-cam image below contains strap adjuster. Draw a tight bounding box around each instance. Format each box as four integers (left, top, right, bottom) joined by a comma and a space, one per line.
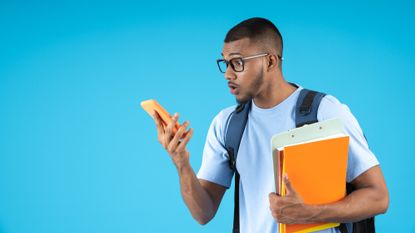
227, 148, 236, 171
299, 106, 312, 115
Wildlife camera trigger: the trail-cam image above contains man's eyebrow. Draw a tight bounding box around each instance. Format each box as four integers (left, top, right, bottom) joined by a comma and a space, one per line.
221, 52, 242, 57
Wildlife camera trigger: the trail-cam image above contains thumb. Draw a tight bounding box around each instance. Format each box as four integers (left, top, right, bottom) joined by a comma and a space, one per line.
283, 174, 298, 196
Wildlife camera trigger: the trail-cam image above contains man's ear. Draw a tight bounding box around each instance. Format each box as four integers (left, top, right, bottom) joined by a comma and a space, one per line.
267, 54, 279, 71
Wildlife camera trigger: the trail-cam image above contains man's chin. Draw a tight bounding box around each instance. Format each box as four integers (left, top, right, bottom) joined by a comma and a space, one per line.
235, 95, 252, 105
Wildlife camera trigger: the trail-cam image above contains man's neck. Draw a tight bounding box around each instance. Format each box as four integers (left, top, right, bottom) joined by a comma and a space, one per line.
253, 78, 297, 109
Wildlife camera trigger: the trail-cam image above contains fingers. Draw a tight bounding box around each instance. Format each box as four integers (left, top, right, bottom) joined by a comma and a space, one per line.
269, 192, 282, 220
165, 113, 179, 135
175, 127, 193, 152
283, 174, 291, 191
283, 174, 298, 197
164, 113, 179, 147
153, 111, 165, 136
153, 111, 168, 147
268, 192, 281, 209
153, 110, 193, 155
167, 121, 190, 153
269, 192, 278, 202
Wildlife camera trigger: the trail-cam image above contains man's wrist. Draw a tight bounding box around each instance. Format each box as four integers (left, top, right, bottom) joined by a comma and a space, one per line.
175, 159, 191, 174
305, 204, 326, 223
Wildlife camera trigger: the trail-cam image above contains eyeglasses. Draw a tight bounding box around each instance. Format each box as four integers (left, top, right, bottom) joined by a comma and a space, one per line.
216, 53, 281, 73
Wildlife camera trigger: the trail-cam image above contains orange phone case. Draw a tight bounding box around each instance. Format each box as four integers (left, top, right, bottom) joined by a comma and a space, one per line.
141, 99, 180, 134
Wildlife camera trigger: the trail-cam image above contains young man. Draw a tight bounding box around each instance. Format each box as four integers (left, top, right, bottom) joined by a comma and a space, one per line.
152, 17, 389, 233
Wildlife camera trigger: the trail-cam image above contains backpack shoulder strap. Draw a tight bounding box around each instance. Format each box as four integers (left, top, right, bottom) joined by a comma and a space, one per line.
295, 88, 326, 127
223, 101, 251, 233
224, 101, 252, 171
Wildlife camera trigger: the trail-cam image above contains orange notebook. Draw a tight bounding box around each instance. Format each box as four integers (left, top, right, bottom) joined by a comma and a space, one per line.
274, 127, 349, 233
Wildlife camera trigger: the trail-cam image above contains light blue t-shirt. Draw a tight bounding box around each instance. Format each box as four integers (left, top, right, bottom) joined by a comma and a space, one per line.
197, 86, 379, 233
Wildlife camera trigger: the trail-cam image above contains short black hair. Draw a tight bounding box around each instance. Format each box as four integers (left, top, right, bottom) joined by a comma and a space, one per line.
224, 17, 283, 57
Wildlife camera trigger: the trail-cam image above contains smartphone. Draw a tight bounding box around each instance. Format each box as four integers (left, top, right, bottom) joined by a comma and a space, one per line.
141, 99, 180, 134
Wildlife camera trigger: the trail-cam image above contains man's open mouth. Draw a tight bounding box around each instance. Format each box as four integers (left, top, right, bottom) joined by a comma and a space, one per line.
228, 82, 238, 94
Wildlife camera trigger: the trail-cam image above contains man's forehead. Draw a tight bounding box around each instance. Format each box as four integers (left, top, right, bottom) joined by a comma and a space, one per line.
221, 38, 254, 57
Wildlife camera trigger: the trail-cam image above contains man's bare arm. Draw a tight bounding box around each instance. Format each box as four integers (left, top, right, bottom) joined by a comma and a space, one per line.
269, 165, 389, 224
177, 162, 226, 224
311, 165, 389, 222
153, 112, 226, 224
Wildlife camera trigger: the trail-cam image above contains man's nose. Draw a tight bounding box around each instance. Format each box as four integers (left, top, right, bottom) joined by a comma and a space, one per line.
224, 66, 237, 81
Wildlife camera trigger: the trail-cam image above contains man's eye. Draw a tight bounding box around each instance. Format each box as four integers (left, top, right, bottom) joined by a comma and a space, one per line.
232, 59, 243, 67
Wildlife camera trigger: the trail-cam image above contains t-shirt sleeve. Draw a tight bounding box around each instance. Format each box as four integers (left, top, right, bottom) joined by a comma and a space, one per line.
317, 95, 379, 182
197, 108, 235, 188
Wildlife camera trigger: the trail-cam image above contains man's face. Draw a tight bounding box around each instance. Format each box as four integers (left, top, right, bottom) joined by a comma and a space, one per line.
221, 38, 267, 103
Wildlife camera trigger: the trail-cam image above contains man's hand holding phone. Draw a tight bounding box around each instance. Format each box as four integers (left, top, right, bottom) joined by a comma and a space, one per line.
153, 111, 193, 169
141, 100, 193, 169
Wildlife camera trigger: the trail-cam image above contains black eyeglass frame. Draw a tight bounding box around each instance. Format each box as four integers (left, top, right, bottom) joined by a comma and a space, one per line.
216, 53, 282, 73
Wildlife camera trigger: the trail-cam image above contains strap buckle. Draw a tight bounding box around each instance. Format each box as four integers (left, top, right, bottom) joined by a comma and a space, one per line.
228, 148, 236, 171
299, 106, 312, 115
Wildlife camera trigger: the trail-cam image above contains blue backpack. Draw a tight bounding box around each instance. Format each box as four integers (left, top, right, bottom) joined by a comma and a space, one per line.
224, 87, 375, 233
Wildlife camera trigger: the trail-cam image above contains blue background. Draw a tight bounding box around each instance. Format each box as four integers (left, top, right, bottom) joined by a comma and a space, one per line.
0, 1, 414, 232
